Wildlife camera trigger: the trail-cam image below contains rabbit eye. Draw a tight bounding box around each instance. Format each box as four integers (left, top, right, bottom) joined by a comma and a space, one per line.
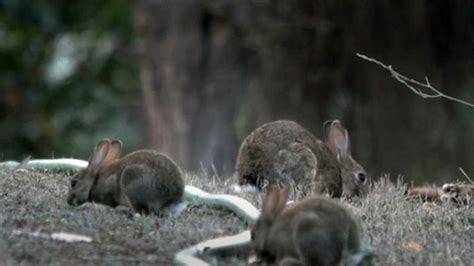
71, 179, 78, 188
357, 172, 366, 182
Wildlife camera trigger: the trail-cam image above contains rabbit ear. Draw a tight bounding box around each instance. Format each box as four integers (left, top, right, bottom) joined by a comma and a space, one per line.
323, 120, 333, 141
277, 186, 290, 211
89, 139, 111, 175
262, 186, 288, 217
328, 120, 351, 158
102, 140, 122, 166
262, 186, 280, 217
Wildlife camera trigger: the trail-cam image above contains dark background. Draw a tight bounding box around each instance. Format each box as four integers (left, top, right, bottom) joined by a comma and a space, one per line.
1, 0, 473, 184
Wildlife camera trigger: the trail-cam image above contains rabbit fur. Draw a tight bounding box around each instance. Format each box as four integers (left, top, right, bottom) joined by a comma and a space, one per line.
406, 183, 473, 207
67, 139, 184, 215
251, 186, 363, 266
405, 186, 443, 204
441, 183, 473, 205
236, 120, 367, 197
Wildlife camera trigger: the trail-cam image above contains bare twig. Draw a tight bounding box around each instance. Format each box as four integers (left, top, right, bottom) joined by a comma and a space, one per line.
356, 53, 474, 108
80, 256, 154, 263
458, 168, 473, 184
12, 230, 92, 243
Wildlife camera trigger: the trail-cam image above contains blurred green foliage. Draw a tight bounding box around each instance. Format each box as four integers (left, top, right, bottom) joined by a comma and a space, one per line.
0, 0, 141, 160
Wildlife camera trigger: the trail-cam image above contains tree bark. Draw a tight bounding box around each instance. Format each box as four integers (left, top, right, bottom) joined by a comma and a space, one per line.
133, 0, 474, 182
133, 0, 253, 173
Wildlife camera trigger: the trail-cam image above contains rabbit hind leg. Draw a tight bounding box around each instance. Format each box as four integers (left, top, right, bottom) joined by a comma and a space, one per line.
120, 165, 153, 214
121, 165, 179, 216
128, 199, 150, 215
294, 214, 344, 266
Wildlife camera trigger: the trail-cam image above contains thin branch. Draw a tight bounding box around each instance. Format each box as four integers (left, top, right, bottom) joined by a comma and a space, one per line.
458, 168, 473, 184
356, 53, 474, 108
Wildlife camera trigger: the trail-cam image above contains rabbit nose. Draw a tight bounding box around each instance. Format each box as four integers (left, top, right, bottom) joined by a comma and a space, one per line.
357, 172, 366, 182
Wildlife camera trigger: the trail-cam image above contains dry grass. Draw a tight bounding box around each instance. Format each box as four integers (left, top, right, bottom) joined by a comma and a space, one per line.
353, 177, 473, 265
0, 169, 246, 265
0, 169, 472, 265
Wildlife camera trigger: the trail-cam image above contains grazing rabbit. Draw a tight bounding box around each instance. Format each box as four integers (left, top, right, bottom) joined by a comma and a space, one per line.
405, 186, 443, 204
441, 183, 473, 206
251, 186, 364, 266
67, 139, 185, 215
236, 120, 367, 197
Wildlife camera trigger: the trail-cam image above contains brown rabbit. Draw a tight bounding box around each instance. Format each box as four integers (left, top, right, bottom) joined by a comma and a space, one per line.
67, 139, 185, 215
251, 186, 363, 266
405, 183, 473, 206
441, 183, 473, 206
405, 186, 443, 204
236, 120, 367, 197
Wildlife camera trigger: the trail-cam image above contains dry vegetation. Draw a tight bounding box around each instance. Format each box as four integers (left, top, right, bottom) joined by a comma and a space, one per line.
0, 168, 472, 265
0, 169, 246, 265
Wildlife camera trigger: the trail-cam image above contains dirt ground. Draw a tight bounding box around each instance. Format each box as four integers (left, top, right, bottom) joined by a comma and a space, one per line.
0, 168, 472, 265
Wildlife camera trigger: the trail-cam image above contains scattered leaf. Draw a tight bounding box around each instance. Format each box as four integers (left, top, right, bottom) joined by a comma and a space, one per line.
402, 241, 423, 252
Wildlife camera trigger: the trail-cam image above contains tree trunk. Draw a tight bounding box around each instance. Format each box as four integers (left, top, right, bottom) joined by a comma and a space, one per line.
133, 0, 253, 174
133, 0, 474, 182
